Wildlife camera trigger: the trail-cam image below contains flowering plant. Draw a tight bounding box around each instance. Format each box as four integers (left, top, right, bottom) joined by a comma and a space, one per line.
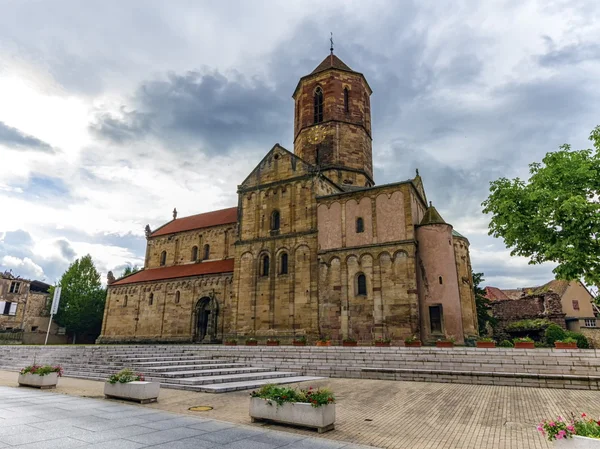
293, 335, 307, 343
317, 335, 330, 343
374, 337, 391, 344
437, 335, 455, 343
245, 337, 258, 343
404, 335, 420, 344
266, 338, 280, 343
343, 337, 357, 343
477, 337, 495, 342
107, 368, 144, 384
537, 413, 600, 441
513, 336, 534, 343
224, 339, 237, 344
250, 384, 335, 408
20, 365, 63, 377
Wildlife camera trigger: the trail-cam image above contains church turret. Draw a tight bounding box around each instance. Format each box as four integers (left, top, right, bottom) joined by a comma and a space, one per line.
416, 203, 465, 344
292, 49, 373, 188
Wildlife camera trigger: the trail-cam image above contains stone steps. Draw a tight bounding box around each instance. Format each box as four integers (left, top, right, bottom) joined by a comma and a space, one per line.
158, 366, 273, 378
141, 363, 246, 372
197, 376, 326, 393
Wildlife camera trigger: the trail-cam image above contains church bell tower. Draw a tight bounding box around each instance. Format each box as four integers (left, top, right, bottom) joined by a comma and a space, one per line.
292, 48, 374, 187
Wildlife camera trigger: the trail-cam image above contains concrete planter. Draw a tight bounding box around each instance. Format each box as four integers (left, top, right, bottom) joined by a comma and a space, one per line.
514, 342, 535, 349
249, 397, 335, 433
405, 341, 422, 347
18, 372, 58, 389
476, 342, 496, 348
436, 341, 454, 348
554, 436, 600, 448
555, 342, 578, 349
104, 381, 159, 404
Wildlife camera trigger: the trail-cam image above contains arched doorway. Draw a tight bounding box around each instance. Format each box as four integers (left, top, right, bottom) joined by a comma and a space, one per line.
195, 295, 218, 343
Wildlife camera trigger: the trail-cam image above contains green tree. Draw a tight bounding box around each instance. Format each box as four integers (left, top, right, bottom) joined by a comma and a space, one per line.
121, 265, 140, 278
473, 272, 497, 335
482, 125, 600, 286
52, 254, 106, 343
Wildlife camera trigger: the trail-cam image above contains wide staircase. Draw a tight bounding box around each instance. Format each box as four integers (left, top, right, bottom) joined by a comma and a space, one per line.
0, 345, 323, 393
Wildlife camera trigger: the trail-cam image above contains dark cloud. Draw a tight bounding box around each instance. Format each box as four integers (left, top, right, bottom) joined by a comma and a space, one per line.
90, 70, 290, 155
0, 230, 35, 260
538, 41, 600, 67
0, 121, 54, 153
55, 239, 76, 261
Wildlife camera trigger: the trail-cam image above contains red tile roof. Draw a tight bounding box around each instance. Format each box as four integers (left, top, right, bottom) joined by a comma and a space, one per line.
484, 286, 510, 301
151, 207, 237, 237
111, 259, 234, 286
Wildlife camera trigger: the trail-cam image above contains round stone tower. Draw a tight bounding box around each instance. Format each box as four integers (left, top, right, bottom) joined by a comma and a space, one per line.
416, 203, 465, 344
292, 50, 373, 188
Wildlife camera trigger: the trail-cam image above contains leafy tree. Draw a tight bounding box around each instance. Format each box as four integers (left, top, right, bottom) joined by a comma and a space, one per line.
482, 126, 600, 287
51, 254, 106, 342
121, 265, 140, 278
473, 272, 497, 335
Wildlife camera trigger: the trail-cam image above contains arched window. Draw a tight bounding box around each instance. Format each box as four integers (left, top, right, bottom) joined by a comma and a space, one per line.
203, 244, 210, 260
175, 291, 180, 304
261, 255, 270, 277
356, 217, 364, 233
149, 293, 154, 305
123, 295, 128, 307
344, 87, 349, 113
271, 210, 280, 231
314, 86, 323, 123
160, 251, 167, 266
357, 274, 367, 296
439, 276, 443, 285
191, 246, 198, 261
280, 252, 288, 275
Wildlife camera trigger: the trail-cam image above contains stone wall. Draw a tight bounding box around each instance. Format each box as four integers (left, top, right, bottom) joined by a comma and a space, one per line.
0, 277, 28, 330
453, 236, 478, 337
490, 292, 566, 337
581, 328, 600, 349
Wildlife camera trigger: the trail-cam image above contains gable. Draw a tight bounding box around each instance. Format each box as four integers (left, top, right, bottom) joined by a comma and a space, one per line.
240, 144, 313, 190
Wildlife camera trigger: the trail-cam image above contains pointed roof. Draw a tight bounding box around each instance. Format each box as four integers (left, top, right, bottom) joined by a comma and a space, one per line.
419, 202, 447, 226
311, 53, 354, 75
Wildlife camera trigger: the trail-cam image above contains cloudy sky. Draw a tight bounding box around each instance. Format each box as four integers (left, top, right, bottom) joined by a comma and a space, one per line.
1, 0, 599, 288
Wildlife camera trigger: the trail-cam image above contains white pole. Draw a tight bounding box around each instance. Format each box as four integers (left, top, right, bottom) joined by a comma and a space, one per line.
44, 313, 53, 346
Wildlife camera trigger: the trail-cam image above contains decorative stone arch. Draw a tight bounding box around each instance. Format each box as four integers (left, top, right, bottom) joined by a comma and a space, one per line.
193, 293, 219, 343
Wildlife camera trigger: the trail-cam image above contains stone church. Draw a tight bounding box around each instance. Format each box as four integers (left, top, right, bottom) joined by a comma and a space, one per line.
99, 51, 478, 345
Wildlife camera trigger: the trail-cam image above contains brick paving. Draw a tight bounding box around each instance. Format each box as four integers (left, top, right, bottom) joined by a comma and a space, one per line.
3, 370, 600, 448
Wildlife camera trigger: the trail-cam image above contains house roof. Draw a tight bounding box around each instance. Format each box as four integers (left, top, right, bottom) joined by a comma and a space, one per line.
150, 207, 237, 237
311, 54, 354, 75
484, 286, 510, 301
111, 259, 235, 286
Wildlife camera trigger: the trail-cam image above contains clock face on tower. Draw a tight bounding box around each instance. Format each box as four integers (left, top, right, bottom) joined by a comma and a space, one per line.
307, 125, 325, 145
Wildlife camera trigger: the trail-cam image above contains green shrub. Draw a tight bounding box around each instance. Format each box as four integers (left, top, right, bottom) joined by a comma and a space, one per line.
556, 337, 577, 344
250, 384, 335, 408
544, 324, 567, 345
506, 319, 552, 332
534, 341, 552, 348
513, 336, 533, 343
498, 340, 514, 347
566, 332, 589, 349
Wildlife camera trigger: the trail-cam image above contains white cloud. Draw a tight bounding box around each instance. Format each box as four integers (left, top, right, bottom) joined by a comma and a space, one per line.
1, 255, 44, 279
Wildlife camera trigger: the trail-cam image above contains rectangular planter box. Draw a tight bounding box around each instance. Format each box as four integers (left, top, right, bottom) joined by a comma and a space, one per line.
245, 341, 258, 346
343, 341, 357, 347
514, 342, 535, 349
266, 341, 280, 346
249, 397, 335, 433
555, 342, 578, 349
405, 341, 422, 347
375, 342, 391, 347
104, 381, 159, 404
476, 342, 496, 348
18, 372, 58, 389
293, 341, 307, 346
436, 341, 454, 348
554, 435, 600, 448
316, 341, 331, 346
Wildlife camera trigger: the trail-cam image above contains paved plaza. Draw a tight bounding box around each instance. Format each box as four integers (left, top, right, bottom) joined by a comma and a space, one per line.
0, 385, 374, 449
2, 370, 600, 448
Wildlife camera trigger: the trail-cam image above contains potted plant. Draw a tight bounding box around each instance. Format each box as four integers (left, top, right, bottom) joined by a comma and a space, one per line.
555, 337, 578, 349
266, 338, 280, 346
374, 337, 391, 347
404, 335, 422, 347
342, 337, 358, 347
538, 413, 600, 447
224, 338, 237, 346
436, 336, 455, 348
513, 336, 535, 349
250, 384, 335, 433
18, 365, 63, 389
316, 335, 331, 347
246, 337, 258, 346
293, 335, 307, 346
476, 337, 496, 348
104, 368, 159, 404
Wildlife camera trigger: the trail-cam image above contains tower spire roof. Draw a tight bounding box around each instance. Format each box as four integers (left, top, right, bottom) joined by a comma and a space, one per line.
419, 202, 447, 226
311, 53, 354, 75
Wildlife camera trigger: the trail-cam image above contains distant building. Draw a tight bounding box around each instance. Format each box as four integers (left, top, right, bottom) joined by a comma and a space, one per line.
485, 280, 598, 331
0, 271, 66, 344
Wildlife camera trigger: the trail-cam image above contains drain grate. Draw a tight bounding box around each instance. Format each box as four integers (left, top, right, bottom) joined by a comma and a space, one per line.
189, 406, 214, 412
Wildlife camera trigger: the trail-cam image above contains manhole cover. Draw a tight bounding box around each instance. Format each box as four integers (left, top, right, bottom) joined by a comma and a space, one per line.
189, 406, 213, 412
